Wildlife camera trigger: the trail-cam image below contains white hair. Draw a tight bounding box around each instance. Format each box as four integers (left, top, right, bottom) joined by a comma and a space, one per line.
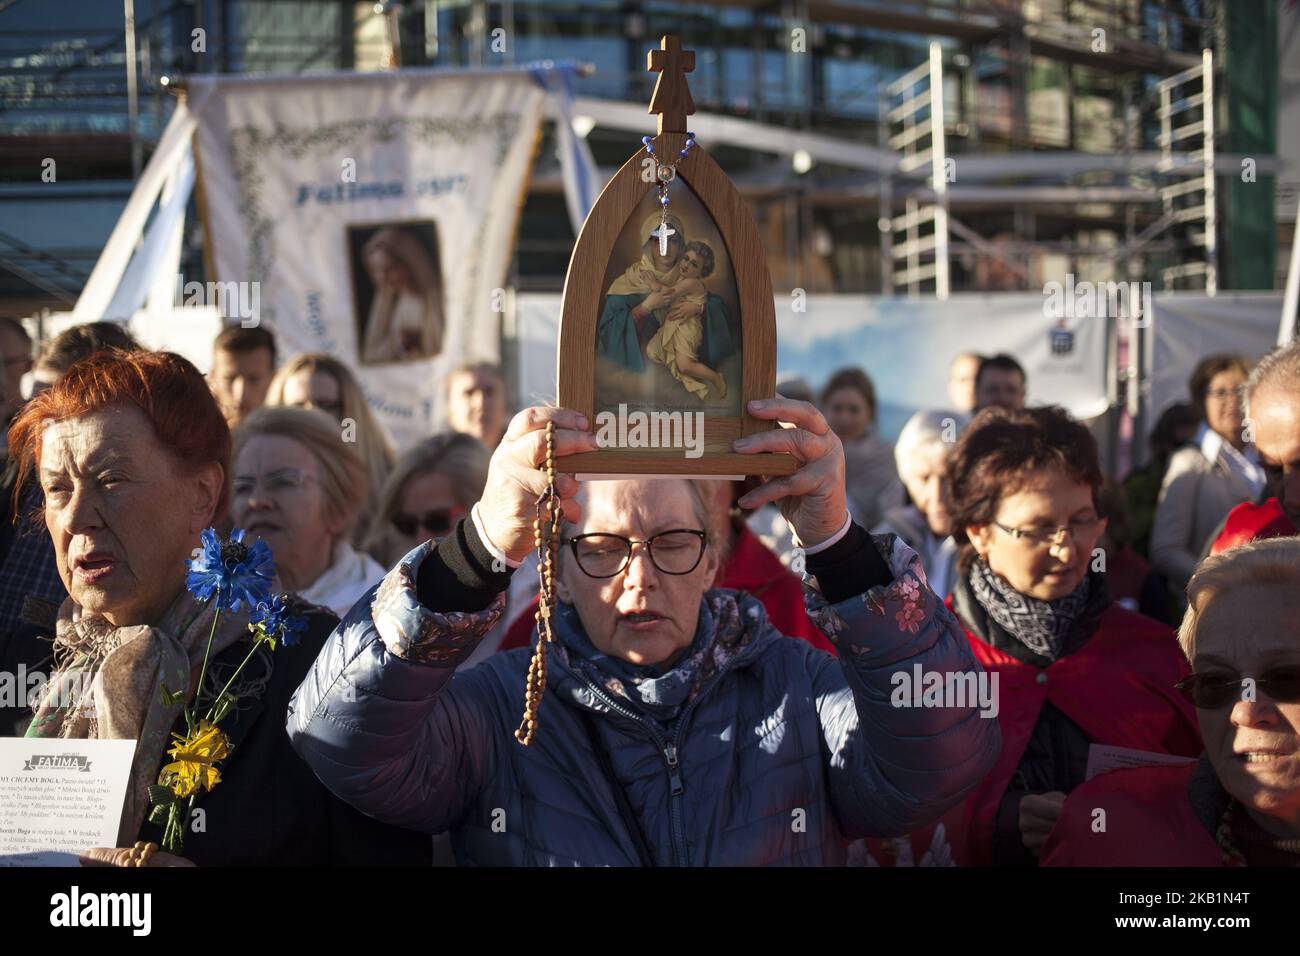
1244, 340, 1300, 417
895, 409, 967, 475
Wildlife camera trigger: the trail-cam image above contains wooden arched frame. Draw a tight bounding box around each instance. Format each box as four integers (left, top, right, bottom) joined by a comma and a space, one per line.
555, 131, 796, 477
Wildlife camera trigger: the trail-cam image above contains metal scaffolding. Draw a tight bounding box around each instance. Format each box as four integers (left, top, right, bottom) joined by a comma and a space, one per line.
1155, 48, 1218, 294
882, 41, 949, 300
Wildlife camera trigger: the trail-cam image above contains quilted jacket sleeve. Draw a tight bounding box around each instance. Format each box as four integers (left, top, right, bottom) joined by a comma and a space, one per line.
287, 541, 506, 835
803, 535, 1001, 839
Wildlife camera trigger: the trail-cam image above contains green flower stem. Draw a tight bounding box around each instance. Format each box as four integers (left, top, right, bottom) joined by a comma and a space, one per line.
192, 605, 223, 715
201, 638, 264, 725
163, 804, 183, 854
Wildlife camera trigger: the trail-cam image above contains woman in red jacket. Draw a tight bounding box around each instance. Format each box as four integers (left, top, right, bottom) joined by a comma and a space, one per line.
931, 405, 1200, 866
1044, 536, 1300, 866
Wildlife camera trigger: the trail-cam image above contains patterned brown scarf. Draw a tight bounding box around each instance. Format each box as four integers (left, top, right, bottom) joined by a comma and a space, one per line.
25, 588, 250, 846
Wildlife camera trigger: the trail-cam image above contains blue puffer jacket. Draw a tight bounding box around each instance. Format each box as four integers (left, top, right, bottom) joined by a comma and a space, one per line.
288, 536, 1001, 865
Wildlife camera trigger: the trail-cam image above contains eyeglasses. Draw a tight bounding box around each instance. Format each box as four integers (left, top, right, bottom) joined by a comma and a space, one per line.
566, 529, 707, 579
993, 517, 1104, 547
392, 507, 463, 538
1205, 387, 1243, 402
1176, 668, 1300, 709
232, 469, 316, 499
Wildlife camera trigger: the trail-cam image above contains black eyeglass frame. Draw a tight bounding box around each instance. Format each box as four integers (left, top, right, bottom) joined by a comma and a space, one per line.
1175, 669, 1300, 708
564, 528, 708, 579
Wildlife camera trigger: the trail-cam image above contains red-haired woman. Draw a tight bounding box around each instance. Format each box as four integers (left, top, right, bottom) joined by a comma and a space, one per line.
865, 406, 1201, 867
1, 349, 426, 866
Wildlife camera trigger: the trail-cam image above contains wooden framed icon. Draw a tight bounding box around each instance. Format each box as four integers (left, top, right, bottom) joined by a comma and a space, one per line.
555, 35, 796, 477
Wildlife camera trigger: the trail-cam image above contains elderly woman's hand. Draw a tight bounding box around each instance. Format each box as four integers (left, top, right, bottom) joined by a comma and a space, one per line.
732, 397, 849, 548
80, 845, 196, 867
476, 406, 599, 564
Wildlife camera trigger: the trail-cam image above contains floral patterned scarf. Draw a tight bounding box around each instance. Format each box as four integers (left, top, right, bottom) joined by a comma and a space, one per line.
551, 590, 757, 725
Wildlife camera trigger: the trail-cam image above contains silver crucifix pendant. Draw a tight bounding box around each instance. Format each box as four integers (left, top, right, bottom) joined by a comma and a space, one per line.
652, 217, 676, 257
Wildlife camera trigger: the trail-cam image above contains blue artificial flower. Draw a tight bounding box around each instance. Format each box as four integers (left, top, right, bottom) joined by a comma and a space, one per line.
249, 593, 308, 648
185, 527, 276, 612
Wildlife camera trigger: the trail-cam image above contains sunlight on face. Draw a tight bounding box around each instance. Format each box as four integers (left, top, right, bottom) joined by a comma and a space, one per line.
901, 442, 953, 536
1194, 585, 1300, 832
558, 479, 718, 669
230, 434, 341, 592
968, 466, 1104, 601
1204, 369, 1246, 445
1251, 386, 1300, 529
40, 404, 218, 627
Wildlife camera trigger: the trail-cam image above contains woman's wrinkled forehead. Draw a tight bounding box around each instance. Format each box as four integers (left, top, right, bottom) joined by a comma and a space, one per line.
574, 479, 701, 536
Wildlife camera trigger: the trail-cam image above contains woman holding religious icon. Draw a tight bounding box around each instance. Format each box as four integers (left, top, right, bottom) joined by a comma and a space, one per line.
288, 399, 1001, 866
1042, 537, 1300, 866
4, 349, 428, 866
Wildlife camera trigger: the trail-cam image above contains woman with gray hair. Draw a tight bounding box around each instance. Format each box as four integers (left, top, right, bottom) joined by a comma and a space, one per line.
1045, 536, 1300, 865
231, 406, 384, 617
875, 409, 965, 598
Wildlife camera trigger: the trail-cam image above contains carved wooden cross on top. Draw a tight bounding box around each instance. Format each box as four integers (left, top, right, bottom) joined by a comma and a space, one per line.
648, 35, 696, 134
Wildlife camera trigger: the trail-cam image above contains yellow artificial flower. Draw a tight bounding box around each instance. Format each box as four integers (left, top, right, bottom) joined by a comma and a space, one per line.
159, 720, 232, 799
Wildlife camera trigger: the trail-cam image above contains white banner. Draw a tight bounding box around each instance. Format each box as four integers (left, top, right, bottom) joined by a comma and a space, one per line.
189, 70, 546, 447
1146, 293, 1283, 433
513, 292, 1110, 441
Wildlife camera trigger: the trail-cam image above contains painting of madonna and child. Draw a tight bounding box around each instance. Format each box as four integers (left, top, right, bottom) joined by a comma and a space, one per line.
594, 182, 743, 424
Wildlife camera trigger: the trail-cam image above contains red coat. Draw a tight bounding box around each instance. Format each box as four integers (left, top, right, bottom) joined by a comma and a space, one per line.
1210, 498, 1295, 554
499, 523, 834, 654
1041, 762, 1224, 866
866, 601, 1201, 866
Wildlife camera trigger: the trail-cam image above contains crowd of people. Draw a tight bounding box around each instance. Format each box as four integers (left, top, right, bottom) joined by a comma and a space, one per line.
0, 312, 1297, 868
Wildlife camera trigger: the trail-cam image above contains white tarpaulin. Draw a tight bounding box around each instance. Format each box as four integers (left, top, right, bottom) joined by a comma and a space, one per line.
188, 69, 546, 446
1146, 292, 1283, 430
513, 292, 1111, 442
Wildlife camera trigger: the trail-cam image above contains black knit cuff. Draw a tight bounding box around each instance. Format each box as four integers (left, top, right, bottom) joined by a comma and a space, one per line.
415, 517, 515, 613
805, 523, 893, 603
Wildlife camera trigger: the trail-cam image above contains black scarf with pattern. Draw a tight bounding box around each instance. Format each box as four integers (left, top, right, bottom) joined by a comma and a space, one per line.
962, 559, 1109, 666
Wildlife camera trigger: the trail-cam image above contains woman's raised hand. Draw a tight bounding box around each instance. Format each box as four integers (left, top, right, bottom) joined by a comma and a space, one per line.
476, 407, 598, 564
732, 398, 849, 549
